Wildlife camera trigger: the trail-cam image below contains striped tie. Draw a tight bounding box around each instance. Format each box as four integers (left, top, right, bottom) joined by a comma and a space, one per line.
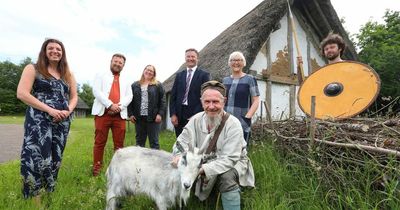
182, 69, 193, 104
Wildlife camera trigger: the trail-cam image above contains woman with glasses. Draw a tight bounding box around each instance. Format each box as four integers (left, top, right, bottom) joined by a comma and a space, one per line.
223, 51, 260, 147
128, 65, 166, 149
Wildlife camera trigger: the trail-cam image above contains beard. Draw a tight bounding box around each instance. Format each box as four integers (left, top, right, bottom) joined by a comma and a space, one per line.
111, 64, 122, 74
326, 51, 340, 61
206, 112, 223, 130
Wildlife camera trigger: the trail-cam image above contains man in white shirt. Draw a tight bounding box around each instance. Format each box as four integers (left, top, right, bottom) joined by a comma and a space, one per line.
91, 53, 133, 176
172, 80, 255, 210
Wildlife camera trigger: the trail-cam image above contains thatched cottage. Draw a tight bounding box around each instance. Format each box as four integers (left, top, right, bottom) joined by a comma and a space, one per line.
74, 97, 90, 118
162, 0, 358, 130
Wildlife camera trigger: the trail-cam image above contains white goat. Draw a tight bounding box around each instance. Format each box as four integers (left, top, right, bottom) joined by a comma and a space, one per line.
105, 143, 202, 210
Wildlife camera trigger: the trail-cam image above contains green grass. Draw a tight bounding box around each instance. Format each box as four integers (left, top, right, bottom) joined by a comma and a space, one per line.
1, 116, 399, 209
0, 115, 25, 124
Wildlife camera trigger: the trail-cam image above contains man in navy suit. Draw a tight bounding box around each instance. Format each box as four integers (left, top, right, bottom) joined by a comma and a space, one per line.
170, 48, 210, 137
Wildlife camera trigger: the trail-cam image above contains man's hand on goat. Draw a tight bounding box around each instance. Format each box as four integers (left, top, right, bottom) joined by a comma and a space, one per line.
171, 155, 180, 168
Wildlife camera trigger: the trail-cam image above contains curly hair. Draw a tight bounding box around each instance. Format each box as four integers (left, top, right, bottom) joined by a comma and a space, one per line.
320, 32, 346, 57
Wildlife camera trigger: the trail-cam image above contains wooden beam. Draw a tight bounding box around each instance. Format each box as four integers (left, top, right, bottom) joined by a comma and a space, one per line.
266, 38, 272, 118
307, 37, 312, 76
264, 74, 298, 85
266, 37, 272, 74
310, 95, 316, 148
289, 85, 296, 118
266, 81, 272, 119
287, 11, 294, 74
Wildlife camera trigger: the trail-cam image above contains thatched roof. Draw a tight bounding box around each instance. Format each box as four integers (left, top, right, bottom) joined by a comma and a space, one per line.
76, 97, 90, 109
163, 0, 358, 92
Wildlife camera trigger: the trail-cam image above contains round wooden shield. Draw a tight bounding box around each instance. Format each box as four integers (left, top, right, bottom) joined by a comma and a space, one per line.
298, 61, 380, 120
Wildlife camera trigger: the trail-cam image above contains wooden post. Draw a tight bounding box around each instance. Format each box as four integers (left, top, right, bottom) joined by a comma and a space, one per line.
263, 101, 278, 137
287, 0, 305, 82
310, 96, 316, 149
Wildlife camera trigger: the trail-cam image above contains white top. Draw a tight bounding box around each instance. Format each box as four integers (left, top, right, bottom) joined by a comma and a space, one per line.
91, 70, 133, 119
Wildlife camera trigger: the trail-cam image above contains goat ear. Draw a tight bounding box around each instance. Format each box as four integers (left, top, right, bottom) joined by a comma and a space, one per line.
175, 141, 186, 153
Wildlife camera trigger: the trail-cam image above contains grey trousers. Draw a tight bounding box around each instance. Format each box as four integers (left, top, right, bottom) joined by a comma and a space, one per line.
216, 168, 240, 193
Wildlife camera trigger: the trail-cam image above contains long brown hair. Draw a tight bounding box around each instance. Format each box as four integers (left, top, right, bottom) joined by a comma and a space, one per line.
36, 38, 72, 85
139, 65, 158, 85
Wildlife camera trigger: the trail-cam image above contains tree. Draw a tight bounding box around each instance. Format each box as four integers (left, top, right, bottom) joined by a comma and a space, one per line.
356, 10, 400, 115
78, 83, 94, 110
0, 58, 31, 114
356, 10, 400, 98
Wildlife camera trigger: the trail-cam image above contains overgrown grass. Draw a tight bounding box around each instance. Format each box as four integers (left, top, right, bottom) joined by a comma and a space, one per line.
1, 116, 398, 209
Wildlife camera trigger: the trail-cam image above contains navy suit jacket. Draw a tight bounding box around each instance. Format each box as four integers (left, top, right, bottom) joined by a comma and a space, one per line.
169, 67, 210, 119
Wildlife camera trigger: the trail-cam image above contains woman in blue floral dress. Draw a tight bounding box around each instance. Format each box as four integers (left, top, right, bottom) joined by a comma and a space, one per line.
16, 38, 78, 202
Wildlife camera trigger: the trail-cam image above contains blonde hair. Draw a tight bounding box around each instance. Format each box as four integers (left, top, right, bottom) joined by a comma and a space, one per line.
139, 64, 158, 85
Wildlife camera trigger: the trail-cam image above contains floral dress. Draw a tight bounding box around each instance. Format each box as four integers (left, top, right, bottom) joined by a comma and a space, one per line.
20, 70, 72, 198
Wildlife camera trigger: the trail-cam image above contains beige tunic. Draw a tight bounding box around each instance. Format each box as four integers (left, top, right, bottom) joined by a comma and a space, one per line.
173, 111, 255, 200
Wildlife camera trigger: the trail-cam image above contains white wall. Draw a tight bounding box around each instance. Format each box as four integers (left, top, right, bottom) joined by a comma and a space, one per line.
269, 15, 288, 63
310, 42, 326, 70
295, 85, 306, 117
270, 83, 291, 120
254, 80, 267, 120
251, 49, 268, 74
249, 12, 326, 120
165, 94, 174, 131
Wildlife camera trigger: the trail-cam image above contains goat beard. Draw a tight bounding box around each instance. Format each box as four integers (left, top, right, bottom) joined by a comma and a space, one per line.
206, 112, 223, 131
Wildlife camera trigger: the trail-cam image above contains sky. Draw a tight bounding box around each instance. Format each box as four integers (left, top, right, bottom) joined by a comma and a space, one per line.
0, 0, 399, 86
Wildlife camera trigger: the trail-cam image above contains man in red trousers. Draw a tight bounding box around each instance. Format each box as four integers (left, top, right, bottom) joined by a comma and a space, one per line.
91, 53, 133, 176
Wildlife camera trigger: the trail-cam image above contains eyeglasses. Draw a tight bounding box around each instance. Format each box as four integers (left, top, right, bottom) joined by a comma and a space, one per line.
230, 59, 243, 63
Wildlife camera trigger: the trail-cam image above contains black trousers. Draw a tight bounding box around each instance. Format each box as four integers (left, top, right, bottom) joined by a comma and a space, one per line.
135, 116, 160, 149
174, 105, 191, 137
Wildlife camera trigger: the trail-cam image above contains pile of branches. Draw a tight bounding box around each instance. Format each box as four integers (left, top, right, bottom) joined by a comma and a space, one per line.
252, 117, 400, 156
252, 117, 400, 194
